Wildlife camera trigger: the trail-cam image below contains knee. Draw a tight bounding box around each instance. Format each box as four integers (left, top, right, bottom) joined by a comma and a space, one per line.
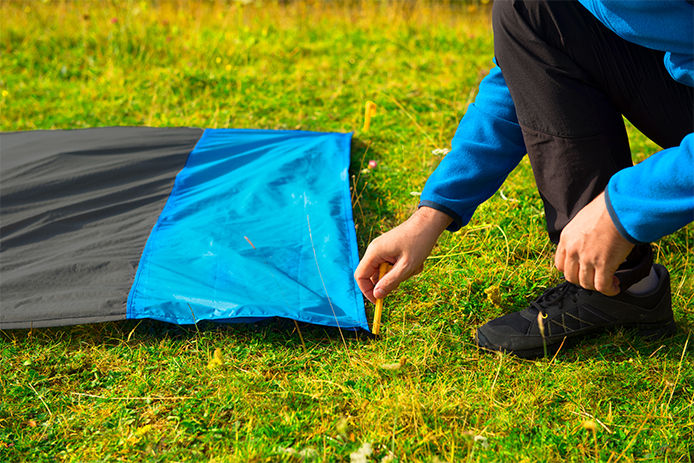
491, 0, 516, 33
492, 0, 554, 61
492, 0, 531, 60
492, 0, 523, 41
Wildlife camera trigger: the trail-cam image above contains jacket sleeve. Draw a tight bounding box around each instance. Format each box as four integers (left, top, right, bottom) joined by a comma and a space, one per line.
605, 132, 694, 244
419, 62, 526, 232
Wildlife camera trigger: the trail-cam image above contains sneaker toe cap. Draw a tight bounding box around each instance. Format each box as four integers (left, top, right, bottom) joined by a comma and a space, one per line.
476, 319, 544, 354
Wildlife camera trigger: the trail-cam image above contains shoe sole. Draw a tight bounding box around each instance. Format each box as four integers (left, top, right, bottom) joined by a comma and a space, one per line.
476, 318, 677, 359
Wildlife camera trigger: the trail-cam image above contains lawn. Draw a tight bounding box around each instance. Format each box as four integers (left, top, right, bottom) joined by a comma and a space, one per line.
1, 1, 692, 461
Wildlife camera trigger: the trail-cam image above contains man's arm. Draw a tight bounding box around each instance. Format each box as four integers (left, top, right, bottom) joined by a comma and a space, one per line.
418, 63, 527, 231
605, 133, 694, 244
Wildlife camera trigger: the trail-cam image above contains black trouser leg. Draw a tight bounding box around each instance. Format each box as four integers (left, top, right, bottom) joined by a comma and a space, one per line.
492, 0, 694, 288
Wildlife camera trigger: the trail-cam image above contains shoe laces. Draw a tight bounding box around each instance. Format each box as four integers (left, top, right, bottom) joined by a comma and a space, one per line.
530, 281, 583, 317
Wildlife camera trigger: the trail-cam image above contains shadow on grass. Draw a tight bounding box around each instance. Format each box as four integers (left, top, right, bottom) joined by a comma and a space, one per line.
491, 321, 694, 364
558, 324, 693, 363
0, 317, 371, 352
3, 314, 690, 365
349, 137, 395, 255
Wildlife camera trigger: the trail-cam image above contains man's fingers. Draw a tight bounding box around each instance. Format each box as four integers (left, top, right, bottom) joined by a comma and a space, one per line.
372, 271, 398, 300
373, 260, 409, 300
355, 263, 377, 288
354, 256, 383, 304
579, 265, 596, 291
355, 276, 376, 304
563, 257, 580, 286
595, 267, 620, 296
354, 253, 403, 303
555, 244, 566, 272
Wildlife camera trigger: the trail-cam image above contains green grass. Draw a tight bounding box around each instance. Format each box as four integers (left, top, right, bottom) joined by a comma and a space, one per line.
1, 1, 692, 461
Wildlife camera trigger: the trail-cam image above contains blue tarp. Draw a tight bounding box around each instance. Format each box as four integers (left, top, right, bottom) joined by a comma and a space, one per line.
126, 129, 368, 330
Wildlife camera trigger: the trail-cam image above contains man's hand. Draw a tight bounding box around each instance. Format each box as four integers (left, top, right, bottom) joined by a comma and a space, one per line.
555, 191, 634, 296
354, 207, 453, 303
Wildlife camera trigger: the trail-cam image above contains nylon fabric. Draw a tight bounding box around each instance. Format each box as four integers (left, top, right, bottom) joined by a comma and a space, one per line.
0, 127, 203, 328
126, 129, 367, 330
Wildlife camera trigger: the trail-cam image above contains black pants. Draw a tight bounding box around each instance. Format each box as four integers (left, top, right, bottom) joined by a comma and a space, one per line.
492, 0, 694, 288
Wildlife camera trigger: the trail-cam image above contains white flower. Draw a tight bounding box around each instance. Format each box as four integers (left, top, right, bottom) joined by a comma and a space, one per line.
350, 442, 373, 463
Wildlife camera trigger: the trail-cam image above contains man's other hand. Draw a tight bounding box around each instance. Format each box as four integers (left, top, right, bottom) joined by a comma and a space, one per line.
555, 191, 634, 296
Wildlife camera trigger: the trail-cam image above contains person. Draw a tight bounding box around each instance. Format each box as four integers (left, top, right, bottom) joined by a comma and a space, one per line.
354, 0, 694, 358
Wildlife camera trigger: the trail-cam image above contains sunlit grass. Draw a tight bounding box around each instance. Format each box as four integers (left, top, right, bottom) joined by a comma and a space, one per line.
1, 1, 692, 461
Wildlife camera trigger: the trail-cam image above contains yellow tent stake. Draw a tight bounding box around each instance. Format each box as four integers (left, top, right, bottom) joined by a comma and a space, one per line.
363, 100, 377, 132
372, 262, 390, 335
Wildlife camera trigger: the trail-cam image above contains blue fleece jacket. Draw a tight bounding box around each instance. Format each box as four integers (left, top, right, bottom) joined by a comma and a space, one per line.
419, 0, 694, 244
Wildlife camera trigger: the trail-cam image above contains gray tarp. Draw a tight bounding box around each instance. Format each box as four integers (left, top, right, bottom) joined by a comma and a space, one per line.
0, 127, 203, 329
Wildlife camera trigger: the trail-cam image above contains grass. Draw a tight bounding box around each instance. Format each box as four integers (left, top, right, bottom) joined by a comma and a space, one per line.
1, 0, 693, 461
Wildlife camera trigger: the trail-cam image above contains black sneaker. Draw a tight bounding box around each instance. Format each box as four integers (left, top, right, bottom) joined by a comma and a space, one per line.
476, 264, 677, 358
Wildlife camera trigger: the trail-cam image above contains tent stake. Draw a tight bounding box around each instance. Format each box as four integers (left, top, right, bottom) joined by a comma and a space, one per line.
293, 319, 307, 352
372, 262, 391, 335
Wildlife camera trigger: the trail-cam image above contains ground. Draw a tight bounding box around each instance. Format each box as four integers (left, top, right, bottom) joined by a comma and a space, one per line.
1, 1, 692, 461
